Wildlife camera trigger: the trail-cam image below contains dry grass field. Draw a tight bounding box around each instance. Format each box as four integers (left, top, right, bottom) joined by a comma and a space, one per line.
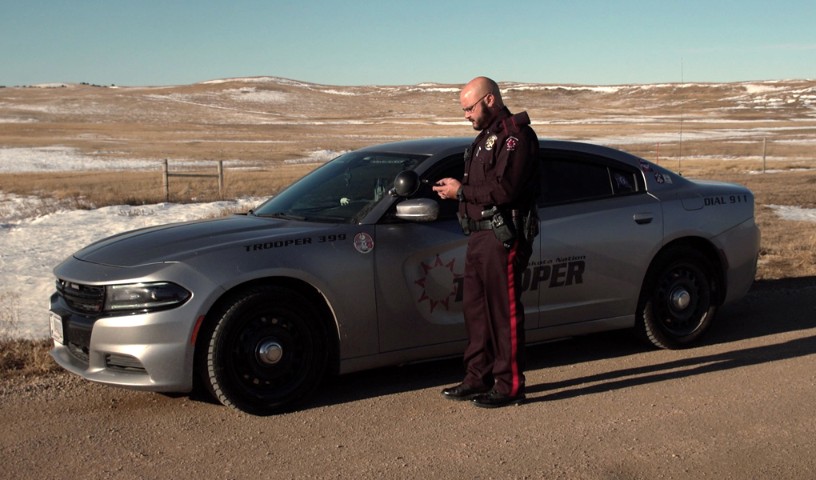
3, 77, 814, 284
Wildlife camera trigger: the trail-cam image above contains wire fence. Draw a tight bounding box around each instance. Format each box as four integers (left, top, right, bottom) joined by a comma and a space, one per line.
607, 136, 815, 174
159, 136, 815, 201
162, 159, 223, 201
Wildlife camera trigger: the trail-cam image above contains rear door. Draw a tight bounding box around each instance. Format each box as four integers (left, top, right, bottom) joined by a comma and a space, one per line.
533, 149, 662, 327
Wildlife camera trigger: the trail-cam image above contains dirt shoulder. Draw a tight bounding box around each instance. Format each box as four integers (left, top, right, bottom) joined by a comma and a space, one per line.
2, 277, 816, 479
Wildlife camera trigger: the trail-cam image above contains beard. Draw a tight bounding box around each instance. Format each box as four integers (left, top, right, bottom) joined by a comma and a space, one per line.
468, 110, 493, 130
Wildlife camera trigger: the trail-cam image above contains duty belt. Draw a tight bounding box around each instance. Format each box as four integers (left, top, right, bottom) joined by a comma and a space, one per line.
467, 219, 494, 231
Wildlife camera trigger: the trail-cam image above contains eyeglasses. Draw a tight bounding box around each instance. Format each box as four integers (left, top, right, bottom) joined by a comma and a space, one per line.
462, 93, 488, 113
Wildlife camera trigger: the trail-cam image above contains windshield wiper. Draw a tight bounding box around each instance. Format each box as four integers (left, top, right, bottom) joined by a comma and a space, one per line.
256, 212, 307, 221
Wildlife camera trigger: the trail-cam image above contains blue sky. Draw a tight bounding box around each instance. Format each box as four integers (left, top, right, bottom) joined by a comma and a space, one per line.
2, 0, 814, 87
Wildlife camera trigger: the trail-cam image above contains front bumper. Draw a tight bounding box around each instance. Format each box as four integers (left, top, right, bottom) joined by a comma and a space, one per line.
717, 217, 761, 305
49, 294, 200, 392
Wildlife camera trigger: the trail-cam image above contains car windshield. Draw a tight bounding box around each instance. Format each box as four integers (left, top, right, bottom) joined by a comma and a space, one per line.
253, 150, 427, 222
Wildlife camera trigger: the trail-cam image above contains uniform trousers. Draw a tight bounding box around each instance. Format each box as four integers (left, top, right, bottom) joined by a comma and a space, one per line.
461, 230, 527, 397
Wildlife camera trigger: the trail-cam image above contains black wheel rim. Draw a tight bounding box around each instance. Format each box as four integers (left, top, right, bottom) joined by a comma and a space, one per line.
653, 263, 710, 337
223, 307, 314, 403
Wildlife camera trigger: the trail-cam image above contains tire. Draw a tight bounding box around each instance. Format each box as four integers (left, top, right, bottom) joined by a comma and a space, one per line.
201, 285, 330, 415
637, 247, 718, 349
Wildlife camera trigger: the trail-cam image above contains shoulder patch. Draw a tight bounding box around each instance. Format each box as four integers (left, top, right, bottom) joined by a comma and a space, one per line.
506, 136, 519, 152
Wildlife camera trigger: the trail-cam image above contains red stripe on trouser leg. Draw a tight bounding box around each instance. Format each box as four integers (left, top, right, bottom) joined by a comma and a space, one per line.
506, 243, 521, 397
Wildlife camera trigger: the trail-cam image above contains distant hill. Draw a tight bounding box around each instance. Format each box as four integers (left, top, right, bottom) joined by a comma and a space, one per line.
1, 77, 814, 166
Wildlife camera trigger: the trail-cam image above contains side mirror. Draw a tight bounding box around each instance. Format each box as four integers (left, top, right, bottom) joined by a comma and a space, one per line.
390, 170, 420, 197
395, 198, 439, 222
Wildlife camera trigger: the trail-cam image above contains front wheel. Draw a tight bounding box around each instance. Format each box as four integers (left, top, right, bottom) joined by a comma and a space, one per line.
200, 285, 330, 415
637, 248, 718, 349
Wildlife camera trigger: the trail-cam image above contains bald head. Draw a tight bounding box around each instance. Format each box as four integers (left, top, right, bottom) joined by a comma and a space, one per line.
460, 76, 504, 108
460, 76, 504, 130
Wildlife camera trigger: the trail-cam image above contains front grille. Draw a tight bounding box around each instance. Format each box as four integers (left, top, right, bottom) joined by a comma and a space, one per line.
67, 342, 89, 364
56, 279, 105, 314
106, 354, 146, 373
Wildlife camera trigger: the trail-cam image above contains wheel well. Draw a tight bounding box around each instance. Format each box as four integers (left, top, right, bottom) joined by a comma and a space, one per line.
644, 237, 726, 306
194, 277, 340, 380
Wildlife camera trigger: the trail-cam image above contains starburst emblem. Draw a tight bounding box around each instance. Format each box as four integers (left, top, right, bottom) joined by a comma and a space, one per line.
414, 254, 463, 312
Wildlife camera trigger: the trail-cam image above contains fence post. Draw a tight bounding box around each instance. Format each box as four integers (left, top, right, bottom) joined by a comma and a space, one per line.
163, 159, 169, 202
162, 159, 224, 200
218, 160, 224, 197
762, 137, 767, 173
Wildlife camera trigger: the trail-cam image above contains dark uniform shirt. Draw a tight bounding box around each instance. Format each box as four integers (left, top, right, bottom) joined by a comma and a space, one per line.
459, 107, 539, 221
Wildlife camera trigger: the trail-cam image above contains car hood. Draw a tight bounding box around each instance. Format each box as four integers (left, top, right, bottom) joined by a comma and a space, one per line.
72, 214, 308, 267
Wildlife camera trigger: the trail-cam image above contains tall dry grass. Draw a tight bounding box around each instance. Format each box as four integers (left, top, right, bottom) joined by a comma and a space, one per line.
0, 292, 60, 378
0, 163, 315, 207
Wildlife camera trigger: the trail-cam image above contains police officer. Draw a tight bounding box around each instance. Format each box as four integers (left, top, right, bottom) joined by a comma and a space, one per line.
433, 76, 539, 408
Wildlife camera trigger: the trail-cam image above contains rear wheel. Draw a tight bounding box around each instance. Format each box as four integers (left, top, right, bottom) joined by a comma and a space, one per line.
638, 247, 718, 349
201, 285, 330, 415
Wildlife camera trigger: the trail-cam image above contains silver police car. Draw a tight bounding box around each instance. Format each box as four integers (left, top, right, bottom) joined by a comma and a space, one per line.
50, 138, 760, 415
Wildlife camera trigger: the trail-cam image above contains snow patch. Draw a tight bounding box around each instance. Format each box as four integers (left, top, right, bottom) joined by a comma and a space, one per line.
0, 194, 264, 339
767, 204, 816, 223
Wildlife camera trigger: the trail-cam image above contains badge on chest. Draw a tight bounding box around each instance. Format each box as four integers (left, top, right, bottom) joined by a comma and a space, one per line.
485, 134, 498, 151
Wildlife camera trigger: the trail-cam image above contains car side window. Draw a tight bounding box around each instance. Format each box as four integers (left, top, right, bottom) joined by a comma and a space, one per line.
381, 154, 464, 223
539, 150, 642, 206
419, 155, 464, 220
611, 169, 637, 195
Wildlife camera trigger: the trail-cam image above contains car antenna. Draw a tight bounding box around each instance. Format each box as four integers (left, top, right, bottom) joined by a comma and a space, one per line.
678, 57, 684, 175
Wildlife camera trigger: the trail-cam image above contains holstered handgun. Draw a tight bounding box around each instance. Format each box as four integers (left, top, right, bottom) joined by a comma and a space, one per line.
457, 212, 471, 236
483, 206, 515, 248
520, 208, 539, 241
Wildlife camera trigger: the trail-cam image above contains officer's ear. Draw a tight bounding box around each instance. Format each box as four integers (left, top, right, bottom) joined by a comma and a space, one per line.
484, 93, 495, 108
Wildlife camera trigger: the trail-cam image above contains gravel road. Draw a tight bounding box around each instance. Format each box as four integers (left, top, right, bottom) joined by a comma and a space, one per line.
2, 277, 815, 480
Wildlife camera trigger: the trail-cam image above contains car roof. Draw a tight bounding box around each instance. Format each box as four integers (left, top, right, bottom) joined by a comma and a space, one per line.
357, 137, 687, 191
357, 137, 642, 164
355, 137, 473, 156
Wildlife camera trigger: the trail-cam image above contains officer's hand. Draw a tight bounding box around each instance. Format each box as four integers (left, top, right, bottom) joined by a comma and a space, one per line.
432, 178, 461, 200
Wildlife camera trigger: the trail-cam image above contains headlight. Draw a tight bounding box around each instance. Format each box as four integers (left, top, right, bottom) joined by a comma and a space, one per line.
104, 282, 191, 312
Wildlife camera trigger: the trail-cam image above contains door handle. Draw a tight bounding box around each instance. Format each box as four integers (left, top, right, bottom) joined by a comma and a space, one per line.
633, 213, 653, 225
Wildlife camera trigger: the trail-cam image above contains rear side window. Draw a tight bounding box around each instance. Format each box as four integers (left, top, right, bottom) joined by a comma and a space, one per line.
539, 150, 643, 206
